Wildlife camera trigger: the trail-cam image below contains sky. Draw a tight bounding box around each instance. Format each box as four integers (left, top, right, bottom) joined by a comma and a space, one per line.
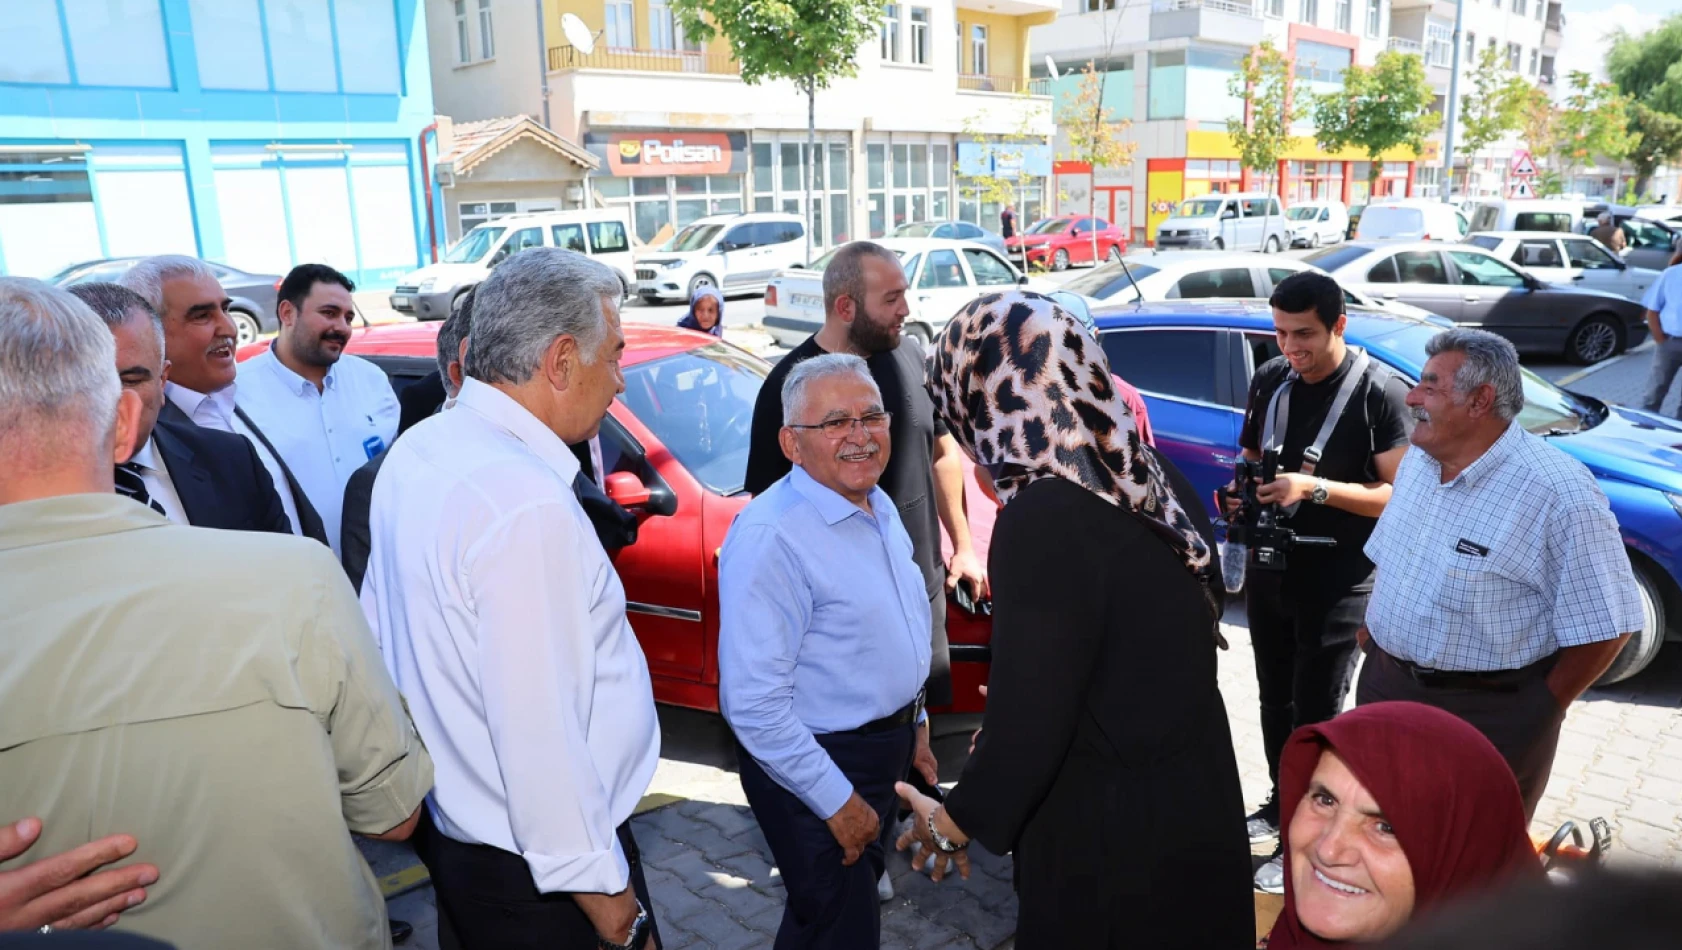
1554, 0, 1681, 90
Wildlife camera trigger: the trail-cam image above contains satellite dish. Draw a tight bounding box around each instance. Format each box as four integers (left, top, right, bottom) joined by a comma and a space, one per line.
1044, 55, 1060, 80
561, 13, 595, 56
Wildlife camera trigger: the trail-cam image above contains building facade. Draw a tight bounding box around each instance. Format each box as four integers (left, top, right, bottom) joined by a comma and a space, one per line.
0, 0, 435, 287
423, 0, 1058, 249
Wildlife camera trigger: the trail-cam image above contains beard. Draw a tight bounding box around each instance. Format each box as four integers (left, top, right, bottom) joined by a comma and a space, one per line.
846, 306, 900, 355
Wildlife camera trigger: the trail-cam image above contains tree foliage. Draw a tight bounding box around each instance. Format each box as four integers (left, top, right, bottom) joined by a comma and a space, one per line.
1457, 45, 1530, 192
962, 102, 1046, 269
1312, 50, 1439, 194
1627, 104, 1682, 197
1552, 71, 1638, 188
1225, 40, 1291, 250
1607, 17, 1682, 196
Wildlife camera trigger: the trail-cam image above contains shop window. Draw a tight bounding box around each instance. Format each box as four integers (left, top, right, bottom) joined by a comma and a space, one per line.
1148, 51, 1186, 120
932, 145, 950, 187
828, 144, 848, 190
893, 145, 910, 189
0, 149, 100, 278
911, 145, 929, 189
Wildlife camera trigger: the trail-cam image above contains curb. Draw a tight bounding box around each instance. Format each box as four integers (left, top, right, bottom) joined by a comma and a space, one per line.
1556, 343, 1650, 389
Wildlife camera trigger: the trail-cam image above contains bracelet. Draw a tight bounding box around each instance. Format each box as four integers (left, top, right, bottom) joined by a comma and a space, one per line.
927, 809, 967, 854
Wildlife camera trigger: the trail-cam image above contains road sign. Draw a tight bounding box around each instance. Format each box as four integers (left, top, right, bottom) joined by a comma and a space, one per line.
1511, 150, 1538, 177
1510, 178, 1535, 199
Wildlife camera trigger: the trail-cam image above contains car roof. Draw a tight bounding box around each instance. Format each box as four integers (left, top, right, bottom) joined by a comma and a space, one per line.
337, 321, 734, 368
1467, 231, 1595, 240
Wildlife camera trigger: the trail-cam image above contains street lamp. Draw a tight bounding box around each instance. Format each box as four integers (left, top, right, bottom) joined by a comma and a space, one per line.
1441, 0, 1466, 202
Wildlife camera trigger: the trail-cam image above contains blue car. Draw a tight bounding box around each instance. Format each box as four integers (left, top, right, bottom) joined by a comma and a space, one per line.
1093, 300, 1682, 684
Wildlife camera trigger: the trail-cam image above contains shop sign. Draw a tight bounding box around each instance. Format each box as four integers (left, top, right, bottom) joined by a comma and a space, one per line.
583, 130, 748, 177
957, 142, 1053, 179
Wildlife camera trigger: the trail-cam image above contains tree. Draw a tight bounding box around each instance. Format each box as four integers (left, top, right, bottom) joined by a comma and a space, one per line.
1627, 104, 1682, 199
1058, 61, 1136, 263
672, 0, 879, 264
1312, 50, 1439, 200
1226, 40, 1292, 251
1552, 72, 1638, 193
961, 102, 1045, 271
1456, 45, 1530, 196
1514, 84, 1560, 190
1608, 18, 1682, 197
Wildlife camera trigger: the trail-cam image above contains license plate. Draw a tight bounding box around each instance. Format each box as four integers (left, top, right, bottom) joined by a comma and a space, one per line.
792, 293, 823, 309
391, 296, 410, 307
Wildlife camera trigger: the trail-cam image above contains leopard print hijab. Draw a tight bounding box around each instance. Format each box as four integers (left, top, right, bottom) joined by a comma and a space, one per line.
927, 291, 1214, 582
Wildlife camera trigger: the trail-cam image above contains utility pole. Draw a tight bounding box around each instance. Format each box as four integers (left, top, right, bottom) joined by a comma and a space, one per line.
1440, 0, 1466, 201
536, 0, 553, 130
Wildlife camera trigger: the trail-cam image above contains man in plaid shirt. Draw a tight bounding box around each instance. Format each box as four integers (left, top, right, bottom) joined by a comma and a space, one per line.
1359, 329, 1642, 818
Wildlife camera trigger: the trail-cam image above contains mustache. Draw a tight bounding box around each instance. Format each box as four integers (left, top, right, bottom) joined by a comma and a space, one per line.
1410, 407, 1431, 422
836, 441, 882, 459
319, 331, 351, 345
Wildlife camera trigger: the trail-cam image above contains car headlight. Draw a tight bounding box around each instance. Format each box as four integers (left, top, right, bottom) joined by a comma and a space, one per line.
1667, 492, 1682, 518
663, 260, 685, 270
416, 279, 435, 292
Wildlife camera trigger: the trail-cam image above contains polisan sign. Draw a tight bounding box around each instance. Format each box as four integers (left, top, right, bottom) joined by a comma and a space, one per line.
593, 131, 742, 177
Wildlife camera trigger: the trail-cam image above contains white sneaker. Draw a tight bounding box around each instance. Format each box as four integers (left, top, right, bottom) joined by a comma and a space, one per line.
1254, 854, 1285, 895
877, 869, 894, 902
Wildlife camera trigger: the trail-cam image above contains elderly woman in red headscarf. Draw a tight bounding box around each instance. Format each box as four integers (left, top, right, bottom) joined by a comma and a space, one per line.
896, 291, 1253, 948
1266, 701, 1542, 948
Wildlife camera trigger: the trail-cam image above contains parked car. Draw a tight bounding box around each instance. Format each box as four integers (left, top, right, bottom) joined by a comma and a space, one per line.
762, 238, 1048, 348
1058, 251, 1437, 322
392, 209, 636, 320
50, 257, 281, 345
1355, 198, 1471, 241
1634, 204, 1682, 224
1092, 299, 1682, 683
1617, 215, 1682, 271
285, 320, 994, 716
1306, 241, 1647, 364
1464, 231, 1661, 303
1285, 200, 1349, 248
1466, 198, 1581, 235
887, 219, 1008, 254
1005, 215, 1129, 270
1154, 193, 1291, 252
633, 212, 808, 303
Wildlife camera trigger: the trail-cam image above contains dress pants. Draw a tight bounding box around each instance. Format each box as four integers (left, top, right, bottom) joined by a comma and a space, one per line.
413, 805, 662, 950
1247, 572, 1368, 792
1641, 337, 1682, 416
737, 725, 916, 950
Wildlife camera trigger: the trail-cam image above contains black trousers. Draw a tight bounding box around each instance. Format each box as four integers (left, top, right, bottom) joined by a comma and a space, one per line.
737, 725, 915, 950
413, 806, 662, 950
1247, 572, 1369, 795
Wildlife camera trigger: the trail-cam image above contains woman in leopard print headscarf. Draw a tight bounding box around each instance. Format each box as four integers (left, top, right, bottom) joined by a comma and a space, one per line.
895, 291, 1252, 950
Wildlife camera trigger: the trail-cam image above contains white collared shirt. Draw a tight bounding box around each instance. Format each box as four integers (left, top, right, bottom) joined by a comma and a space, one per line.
360, 378, 660, 895
129, 437, 188, 526
166, 382, 303, 537
236, 346, 399, 555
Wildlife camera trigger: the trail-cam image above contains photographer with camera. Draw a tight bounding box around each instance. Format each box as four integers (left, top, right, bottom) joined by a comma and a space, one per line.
1226, 272, 1412, 894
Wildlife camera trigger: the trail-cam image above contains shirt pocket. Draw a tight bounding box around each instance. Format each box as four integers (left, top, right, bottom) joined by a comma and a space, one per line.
1436, 553, 1532, 616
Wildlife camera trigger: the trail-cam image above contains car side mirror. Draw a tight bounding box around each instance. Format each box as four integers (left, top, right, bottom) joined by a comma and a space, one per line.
1222, 209, 1239, 220
1017, 273, 1030, 285
605, 471, 652, 509
1572, 274, 1585, 281
788, 262, 805, 269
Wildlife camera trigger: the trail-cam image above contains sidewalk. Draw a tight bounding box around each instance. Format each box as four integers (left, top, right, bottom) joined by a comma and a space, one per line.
1556, 340, 1677, 413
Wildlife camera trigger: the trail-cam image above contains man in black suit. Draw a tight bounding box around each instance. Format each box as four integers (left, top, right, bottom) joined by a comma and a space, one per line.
69, 283, 292, 534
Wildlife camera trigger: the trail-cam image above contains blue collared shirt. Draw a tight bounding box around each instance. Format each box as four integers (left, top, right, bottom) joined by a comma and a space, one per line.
237, 344, 399, 555
718, 466, 931, 819
1641, 262, 1682, 336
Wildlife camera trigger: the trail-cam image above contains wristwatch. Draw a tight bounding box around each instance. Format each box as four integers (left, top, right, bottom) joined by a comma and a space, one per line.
597, 899, 651, 950
1309, 479, 1330, 505
928, 809, 967, 854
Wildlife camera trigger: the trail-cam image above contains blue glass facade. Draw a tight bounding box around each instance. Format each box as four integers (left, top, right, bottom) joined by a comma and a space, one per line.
0, 0, 435, 288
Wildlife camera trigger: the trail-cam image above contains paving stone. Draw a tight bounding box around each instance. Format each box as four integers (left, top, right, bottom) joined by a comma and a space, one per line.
1621, 795, 1682, 834
680, 905, 766, 950
1588, 753, 1647, 782
679, 799, 762, 839
1633, 773, 1682, 803
697, 877, 782, 920
1571, 769, 1636, 804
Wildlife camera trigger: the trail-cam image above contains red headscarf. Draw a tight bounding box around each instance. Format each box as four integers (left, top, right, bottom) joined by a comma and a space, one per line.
1266, 702, 1542, 949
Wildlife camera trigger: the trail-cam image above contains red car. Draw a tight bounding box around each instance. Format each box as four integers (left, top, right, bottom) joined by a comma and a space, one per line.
241, 323, 992, 716
1004, 215, 1128, 271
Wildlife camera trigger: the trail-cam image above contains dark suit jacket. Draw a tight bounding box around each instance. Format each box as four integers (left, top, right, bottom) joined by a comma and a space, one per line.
157, 401, 330, 546
151, 416, 293, 535
397, 371, 447, 436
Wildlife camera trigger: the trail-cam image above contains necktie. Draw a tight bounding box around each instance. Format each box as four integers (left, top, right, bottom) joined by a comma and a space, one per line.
115, 462, 167, 517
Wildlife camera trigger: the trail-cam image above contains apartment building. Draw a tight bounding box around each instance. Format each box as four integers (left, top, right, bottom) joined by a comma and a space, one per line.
0, 1, 435, 287
424, 0, 1058, 249
1387, 0, 1562, 197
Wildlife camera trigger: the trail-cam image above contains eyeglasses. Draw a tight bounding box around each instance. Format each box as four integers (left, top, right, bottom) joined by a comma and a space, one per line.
787, 411, 893, 439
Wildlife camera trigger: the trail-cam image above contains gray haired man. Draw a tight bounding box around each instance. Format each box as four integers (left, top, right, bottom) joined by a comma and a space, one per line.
1358, 328, 1642, 817
360, 248, 661, 950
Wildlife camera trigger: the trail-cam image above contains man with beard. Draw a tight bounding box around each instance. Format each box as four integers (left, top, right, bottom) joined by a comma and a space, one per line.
237, 264, 399, 557
745, 241, 982, 901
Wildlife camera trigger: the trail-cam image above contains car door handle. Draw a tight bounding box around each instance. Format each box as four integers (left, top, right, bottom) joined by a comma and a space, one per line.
1379, 291, 1398, 299
1462, 294, 1481, 302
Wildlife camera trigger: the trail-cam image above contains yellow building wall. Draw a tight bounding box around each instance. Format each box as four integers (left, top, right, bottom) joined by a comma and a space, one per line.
1184, 130, 1419, 163
958, 10, 1026, 79
543, 0, 728, 62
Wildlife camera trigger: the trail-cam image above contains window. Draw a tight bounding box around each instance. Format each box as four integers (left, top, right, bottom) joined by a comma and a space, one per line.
650, 0, 677, 50
1175, 268, 1258, 299
1149, 49, 1187, 119
1335, 0, 1352, 32
1295, 40, 1351, 83
478, 0, 494, 59
1264, 0, 1285, 16
496, 227, 544, 262
1565, 239, 1618, 269
335, 0, 401, 93
1366, 0, 1381, 36
63, 0, 171, 87
964, 249, 1017, 286
971, 25, 988, 75
1427, 22, 1453, 67
1299, 0, 1318, 24
910, 8, 929, 65
0, 1, 70, 84
189, 0, 266, 89
1623, 219, 1674, 249
881, 4, 901, 62
919, 250, 967, 288
605, 0, 634, 47
1466, 32, 1475, 59
1529, 48, 1539, 75
1099, 330, 1219, 404
619, 346, 767, 494
1513, 239, 1562, 268
1513, 0, 1526, 13
1393, 250, 1448, 284
549, 224, 586, 252
1506, 42, 1521, 71
1449, 250, 1525, 287
588, 221, 629, 253
1514, 212, 1573, 232
1086, 0, 1117, 9
1366, 256, 1399, 283
266, 0, 338, 92
454, 0, 470, 63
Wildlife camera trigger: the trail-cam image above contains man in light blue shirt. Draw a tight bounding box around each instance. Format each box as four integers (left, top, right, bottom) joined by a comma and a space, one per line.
719, 353, 933, 950
238, 264, 399, 555
1640, 255, 1682, 415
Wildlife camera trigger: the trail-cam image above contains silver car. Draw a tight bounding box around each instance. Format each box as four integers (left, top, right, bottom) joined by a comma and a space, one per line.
886, 220, 1008, 255
1304, 241, 1649, 365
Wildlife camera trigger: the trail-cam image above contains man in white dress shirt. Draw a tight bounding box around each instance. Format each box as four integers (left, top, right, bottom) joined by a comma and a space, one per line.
236, 264, 399, 556
119, 255, 328, 545
361, 247, 661, 950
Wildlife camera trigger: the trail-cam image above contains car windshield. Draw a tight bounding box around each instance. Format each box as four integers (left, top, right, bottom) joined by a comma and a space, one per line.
1026, 217, 1073, 235
1286, 206, 1321, 221
806, 246, 913, 274
1359, 207, 1424, 238
1371, 324, 1593, 435
443, 226, 506, 263
1177, 199, 1226, 218
619, 345, 769, 494
890, 223, 939, 237
669, 223, 724, 252
1061, 261, 1161, 300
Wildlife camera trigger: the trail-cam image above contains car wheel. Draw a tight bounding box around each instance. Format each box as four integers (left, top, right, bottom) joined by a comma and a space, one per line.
1052, 249, 1070, 271
688, 274, 717, 296
1106, 245, 1122, 263
1566, 313, 1624, 365
1264, 235, 1282, 254
904, 322, 933, 345
1309, 232, 1322, 248
1212, 237, 1225, 250
1596, 560, 1667, 685
229, 309, 260, 346
638, 292, 660, 305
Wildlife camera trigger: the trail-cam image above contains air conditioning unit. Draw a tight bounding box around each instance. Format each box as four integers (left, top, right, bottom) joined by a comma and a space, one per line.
435, 164, 456, 188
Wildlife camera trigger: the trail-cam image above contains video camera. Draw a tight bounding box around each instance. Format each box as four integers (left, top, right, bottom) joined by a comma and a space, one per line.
1217, 449, 1336, 572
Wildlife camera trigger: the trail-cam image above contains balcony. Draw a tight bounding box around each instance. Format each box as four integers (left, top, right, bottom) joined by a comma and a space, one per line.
958, 74, 1051, 96
547, 45, 739, 77
1385, 37, 1423, 56
1149, 0, 1263, 45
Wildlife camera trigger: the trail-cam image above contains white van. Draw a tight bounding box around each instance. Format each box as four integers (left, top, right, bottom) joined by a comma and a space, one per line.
1154, 192, 1292, 252
1466, 198, 1581, 235
1285, 200, 1350, 248
633, 212, 808, 303
1355, 198, 1470, 241
390, 209, 635, 320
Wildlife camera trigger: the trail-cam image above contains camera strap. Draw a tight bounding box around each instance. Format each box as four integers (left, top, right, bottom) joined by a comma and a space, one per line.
1262, 347, 1370, 478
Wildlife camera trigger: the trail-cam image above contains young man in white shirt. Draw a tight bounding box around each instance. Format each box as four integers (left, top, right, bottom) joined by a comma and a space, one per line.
362, 247, 659, 950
